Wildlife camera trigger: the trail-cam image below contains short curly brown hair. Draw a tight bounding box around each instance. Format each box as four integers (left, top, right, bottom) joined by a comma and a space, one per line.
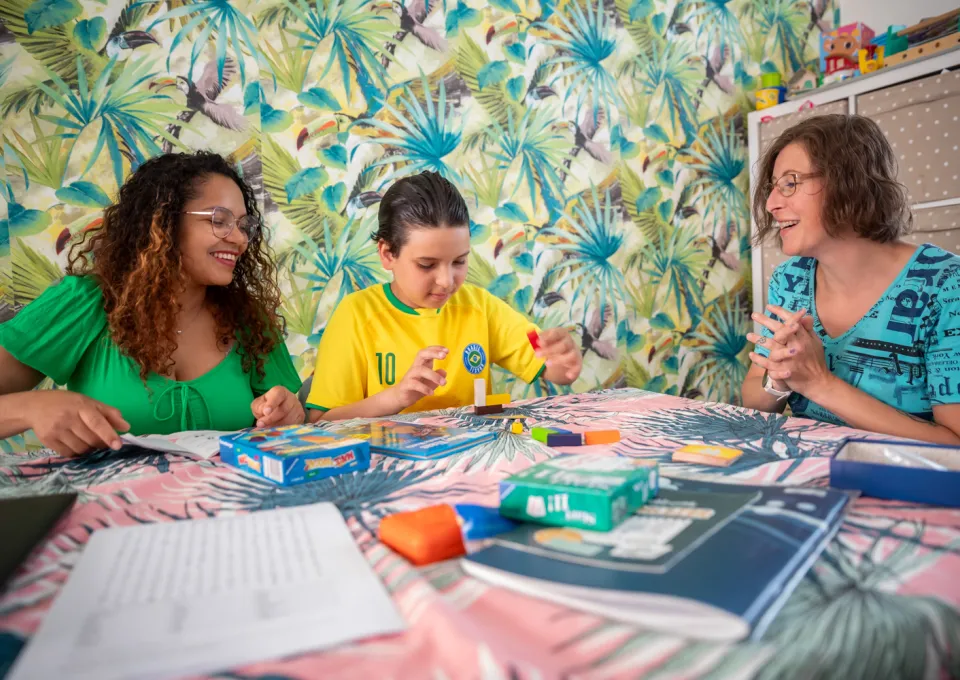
66, 151, 285, 381
752, 113, 912, 245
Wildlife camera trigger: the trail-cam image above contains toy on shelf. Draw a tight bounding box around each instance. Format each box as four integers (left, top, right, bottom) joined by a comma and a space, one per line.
883, 9, 960, 68
755, 72, 787, 110
787, 67, 819, 97
858, 44, 885, 74
820, 22, 876, 85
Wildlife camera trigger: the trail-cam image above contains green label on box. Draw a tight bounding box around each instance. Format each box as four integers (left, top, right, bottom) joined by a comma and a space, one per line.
499, 455, 659, 531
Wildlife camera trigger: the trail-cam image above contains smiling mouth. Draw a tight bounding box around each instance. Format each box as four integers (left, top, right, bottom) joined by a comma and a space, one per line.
775, 219, 799, 233
211, 251, 239, 267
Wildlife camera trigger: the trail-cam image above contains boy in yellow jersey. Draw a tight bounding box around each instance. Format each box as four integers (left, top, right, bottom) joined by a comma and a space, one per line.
306, 171, 582, 420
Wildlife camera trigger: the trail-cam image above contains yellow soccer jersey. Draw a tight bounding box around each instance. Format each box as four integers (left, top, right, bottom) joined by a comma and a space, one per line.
306, 283, 545, 413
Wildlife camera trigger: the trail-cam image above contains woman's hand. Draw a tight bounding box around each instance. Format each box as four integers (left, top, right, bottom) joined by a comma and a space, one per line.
23, 390, 130, 457
537, 328, 582, 383
384, 346, 449, 413
747, 305, 807, 392
252, 386, 305, 427
750, 307, 833, 398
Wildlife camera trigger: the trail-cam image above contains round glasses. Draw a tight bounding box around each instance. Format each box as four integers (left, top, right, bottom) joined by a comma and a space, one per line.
183, 207, 261, 240
765, 172, 820, 198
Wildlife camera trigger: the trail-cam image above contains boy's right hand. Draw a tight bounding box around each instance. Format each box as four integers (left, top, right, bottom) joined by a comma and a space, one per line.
23, 391, 129, 457
386, 346, 448, 412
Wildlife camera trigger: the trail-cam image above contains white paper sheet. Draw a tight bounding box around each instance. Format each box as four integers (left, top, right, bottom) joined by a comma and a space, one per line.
120, 430, 232, 459
7, 503, 406, 680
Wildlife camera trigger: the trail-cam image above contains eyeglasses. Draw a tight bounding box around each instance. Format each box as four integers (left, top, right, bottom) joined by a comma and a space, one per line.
765, 172, 820, 198
183, 207, 261, 240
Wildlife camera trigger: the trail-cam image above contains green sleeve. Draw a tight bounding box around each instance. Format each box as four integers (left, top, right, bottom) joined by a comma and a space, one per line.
0, 275, 107, 385
250, 334, 303, 397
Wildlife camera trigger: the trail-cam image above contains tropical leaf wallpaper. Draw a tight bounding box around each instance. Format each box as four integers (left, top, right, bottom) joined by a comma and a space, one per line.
0, 0, 832, 412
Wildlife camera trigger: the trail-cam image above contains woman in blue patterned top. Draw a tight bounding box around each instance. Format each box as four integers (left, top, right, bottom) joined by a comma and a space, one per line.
742, 113, 960, 444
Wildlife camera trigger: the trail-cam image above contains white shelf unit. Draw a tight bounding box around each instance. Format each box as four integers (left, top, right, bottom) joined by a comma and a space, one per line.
747, 47, 960, 325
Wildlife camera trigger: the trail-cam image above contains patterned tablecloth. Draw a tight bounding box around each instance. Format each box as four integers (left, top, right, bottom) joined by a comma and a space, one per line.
1, 388, 958, 680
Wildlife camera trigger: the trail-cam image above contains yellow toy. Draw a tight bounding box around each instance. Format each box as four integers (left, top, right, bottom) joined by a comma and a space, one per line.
858, 44, 885, 73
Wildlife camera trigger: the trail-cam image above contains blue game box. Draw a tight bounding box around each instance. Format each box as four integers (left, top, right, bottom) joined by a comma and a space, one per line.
219, 425, 371, 486
831, 438, 960, 508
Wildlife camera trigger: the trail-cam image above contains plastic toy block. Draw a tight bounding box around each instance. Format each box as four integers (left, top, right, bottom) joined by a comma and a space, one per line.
531, 427, 556, 443
510, 421, 523, 435
474, 378, 486, 407
474, 404, 504, 415
672, 444, 743, 467
526, 329, 540, 350
547, 433, 584, 447
486, 393, 510, 406
378, 504, 465, 566
584, 430, 621, 445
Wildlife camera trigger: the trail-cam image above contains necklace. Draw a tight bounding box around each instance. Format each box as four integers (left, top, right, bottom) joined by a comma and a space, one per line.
176, 302, 205, 335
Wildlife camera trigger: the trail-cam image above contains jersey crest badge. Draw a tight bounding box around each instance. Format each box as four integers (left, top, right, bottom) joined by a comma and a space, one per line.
463, 343, 487, 374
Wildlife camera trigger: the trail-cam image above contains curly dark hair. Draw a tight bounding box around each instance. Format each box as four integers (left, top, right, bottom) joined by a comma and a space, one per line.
66, 150, 285, 381
752, 113, 912, 245
371, 171, 470, 254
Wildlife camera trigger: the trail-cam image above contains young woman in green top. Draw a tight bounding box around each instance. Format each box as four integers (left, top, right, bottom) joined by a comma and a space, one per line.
0, 151, 304, 457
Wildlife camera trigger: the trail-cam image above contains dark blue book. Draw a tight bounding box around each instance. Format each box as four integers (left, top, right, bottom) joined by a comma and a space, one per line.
462, 476, 852, 641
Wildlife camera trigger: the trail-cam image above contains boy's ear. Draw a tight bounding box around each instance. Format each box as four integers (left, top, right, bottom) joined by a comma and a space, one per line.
378, 239, 395, 270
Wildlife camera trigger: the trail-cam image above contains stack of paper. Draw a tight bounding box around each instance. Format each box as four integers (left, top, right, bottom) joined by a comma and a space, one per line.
8, 503, 406, 680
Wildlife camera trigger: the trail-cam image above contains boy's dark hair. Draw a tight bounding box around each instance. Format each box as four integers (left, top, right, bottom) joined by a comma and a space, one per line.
752, 113, 912, 245
372, 171, 470, 253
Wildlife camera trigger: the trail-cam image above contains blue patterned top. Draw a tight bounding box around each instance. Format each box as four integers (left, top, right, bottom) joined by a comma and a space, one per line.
756, 244, 960, 425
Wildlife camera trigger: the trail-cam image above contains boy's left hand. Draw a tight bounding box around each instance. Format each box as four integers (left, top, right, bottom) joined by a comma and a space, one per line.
537, 328, 582, 383
252, 386, 305, 428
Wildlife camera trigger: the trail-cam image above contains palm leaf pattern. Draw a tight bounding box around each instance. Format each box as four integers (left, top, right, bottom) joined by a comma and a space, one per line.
1, 3, 831, 442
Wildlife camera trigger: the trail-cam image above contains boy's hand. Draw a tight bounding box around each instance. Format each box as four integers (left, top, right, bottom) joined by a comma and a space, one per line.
386, 346, 448, 412
536, 328, 582, 384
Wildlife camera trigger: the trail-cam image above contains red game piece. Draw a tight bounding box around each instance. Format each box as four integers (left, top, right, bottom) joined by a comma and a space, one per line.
526, 329, 540, 350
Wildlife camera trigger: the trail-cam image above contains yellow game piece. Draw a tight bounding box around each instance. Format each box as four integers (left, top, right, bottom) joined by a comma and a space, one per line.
486, 393, 511, 406
510, 421, 523, 434
672, 444, 743, 467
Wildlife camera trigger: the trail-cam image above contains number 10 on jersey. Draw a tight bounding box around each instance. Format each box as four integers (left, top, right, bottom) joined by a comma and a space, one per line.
377, 352, 396, 385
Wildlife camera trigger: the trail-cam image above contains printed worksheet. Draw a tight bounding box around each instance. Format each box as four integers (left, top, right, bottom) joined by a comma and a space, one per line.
8, 503, 406, 680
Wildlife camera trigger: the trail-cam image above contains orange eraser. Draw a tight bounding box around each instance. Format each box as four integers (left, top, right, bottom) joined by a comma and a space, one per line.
378, 505, 465, 566
584, 430, 620, 445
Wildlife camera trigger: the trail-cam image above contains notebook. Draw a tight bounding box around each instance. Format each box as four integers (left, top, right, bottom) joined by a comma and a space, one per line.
120, 430, 231, 460
462, 476, 852, 642
0, 492, 77, 590
326, 420, 497, 460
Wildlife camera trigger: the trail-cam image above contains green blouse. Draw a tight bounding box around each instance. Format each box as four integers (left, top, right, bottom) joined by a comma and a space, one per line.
0, 276, 302, 435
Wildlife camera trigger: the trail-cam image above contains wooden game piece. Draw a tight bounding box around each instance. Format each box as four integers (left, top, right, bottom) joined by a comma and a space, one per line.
486, 393, 511, 406
672, 444, 743, 467
510, 421, 523, 435
546, 433, 584, 447
526, 329, 540, 350
531, 427, 556, 442
474, 378, 486, 407
474, 404, 504, 415
584, 430, 620, 445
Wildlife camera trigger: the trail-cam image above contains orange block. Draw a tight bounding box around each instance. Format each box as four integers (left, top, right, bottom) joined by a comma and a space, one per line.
486, 393, 511, 406
584, 430, 620, 445
378, 505, 465, 566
